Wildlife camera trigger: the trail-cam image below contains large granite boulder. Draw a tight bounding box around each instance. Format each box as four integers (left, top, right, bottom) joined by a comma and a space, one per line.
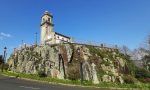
7, 43, 134, 84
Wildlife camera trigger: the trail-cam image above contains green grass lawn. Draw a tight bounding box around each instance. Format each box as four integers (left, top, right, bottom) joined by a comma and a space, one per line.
0, 70, 150, 89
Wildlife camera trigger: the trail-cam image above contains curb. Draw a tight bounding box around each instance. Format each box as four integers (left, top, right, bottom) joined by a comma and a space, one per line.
0, 74, 141, 90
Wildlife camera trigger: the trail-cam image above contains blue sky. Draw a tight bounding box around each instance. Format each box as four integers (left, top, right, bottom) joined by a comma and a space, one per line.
0, 0, 150, 57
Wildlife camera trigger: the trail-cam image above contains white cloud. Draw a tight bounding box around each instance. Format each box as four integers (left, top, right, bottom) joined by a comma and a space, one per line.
0, 32, 11, 37
0, 32, 12, 40
0, 36, 3, 40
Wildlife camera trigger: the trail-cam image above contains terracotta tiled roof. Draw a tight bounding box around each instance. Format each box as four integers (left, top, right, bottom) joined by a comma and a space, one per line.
55, 32, 70, 39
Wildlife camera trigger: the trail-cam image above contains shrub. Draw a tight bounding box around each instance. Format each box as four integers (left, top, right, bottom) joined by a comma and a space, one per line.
3, 63, 9, 71
38, 71, 47, 77
135, 68, 150, 78
123, 75, 135, 84
144, 78, 150, 83
67, 62, 80, 80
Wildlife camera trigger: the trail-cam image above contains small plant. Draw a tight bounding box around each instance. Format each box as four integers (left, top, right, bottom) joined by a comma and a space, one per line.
38, 70, 47, 77
135, 68, 150, 79
67, 61, 80, 80
123, 75, 135, 84
144, 78, 150, 83
15, 74, 19, 78
3, 63, 9, 71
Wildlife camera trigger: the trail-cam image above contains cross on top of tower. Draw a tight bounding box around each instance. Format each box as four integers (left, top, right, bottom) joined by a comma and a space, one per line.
44, 10, 53, 17
44, 10, 49, 14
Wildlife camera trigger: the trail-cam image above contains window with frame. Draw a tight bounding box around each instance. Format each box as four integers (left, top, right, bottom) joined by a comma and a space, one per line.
48, 18, 50, 22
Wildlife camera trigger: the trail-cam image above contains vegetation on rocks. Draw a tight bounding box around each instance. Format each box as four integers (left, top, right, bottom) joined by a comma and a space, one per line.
5, 43, 150, 89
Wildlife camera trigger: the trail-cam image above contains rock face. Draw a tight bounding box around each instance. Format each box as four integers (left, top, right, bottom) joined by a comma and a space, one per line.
7, 43, 132, 84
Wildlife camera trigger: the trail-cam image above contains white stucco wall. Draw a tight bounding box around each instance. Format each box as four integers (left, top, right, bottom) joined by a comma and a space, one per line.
55, 34, 70, 44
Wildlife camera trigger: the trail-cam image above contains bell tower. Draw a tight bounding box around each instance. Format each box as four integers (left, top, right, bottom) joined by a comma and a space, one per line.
40, 11, 54, 44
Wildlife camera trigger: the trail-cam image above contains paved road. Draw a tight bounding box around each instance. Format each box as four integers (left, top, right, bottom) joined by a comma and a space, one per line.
0, 74, 113, 90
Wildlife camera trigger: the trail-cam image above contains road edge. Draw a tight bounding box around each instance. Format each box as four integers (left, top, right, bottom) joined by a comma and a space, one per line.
1, 73, 135, 90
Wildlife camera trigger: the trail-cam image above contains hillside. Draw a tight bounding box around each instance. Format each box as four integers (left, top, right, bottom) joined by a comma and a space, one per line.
7, 43, 137, 84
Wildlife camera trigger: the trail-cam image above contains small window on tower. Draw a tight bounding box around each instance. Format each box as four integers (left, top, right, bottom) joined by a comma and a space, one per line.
43, 18, 45, 22
48, 18, 50, 22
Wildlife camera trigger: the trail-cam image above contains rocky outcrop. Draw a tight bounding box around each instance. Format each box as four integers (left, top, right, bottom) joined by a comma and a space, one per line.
7, 43, 132, 84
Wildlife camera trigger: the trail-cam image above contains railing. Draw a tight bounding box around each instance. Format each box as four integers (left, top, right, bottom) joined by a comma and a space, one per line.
73, 40, 119, 49
13, 40, 119, 53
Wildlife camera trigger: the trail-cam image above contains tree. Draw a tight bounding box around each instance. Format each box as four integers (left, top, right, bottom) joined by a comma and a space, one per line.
122, 46, 130, 55
139, 35, 150, 71
120, 45, 131, 58
0, 55, 4, 72
0, 55, 4, 65
142, 55, 150, 71
131, 48, 148, 61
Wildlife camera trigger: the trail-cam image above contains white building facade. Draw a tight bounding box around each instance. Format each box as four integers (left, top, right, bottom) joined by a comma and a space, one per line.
40, 11, 71, 45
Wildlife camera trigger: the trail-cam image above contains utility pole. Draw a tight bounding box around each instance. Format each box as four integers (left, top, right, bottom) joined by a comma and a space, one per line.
35, 32, 37, 45
22, 40, 23, 45
21, 40, 23, 49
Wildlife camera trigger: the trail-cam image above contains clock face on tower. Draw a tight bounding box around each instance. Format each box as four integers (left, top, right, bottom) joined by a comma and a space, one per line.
47, 35, 52, 39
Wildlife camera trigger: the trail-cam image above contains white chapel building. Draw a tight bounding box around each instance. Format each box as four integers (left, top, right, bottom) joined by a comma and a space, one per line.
40, 11, 72, 45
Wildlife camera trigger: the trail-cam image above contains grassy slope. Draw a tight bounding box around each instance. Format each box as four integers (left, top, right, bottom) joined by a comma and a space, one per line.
0, 70, 149, 89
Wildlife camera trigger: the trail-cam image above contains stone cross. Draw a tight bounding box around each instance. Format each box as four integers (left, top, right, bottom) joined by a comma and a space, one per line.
91, 63, 99, 84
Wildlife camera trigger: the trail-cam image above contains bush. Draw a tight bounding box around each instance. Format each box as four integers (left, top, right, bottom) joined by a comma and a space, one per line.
38, 71, 47, 77
123, 75, 135, 84
0, 63, 9, 71
0, 55, 4, 64
3, 63, 9, 71
67, 62, 80, 80
135, 68, 150, 78
144, 78, 150, 83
